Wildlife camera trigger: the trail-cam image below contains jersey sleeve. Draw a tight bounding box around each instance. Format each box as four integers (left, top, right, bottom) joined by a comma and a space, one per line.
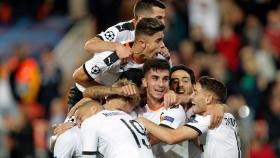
81, 117, 98, 158
53, 128, 76, 158
97, 25, 120, 42
185, 115, 211, 135
83, 51, 120, 80
159, 105, 186, 129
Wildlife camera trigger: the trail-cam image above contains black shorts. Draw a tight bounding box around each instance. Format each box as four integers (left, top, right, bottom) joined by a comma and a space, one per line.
67, 84, 83, 110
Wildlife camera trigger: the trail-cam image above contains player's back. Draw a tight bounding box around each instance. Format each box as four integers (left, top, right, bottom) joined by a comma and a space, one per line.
203, 113, 241, 158
81, 110, 154, 158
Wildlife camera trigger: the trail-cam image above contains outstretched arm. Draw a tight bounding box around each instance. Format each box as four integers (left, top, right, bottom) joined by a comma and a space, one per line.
83, 84, 138, 99
85, 37, 132, 59
137, 117, 199, 145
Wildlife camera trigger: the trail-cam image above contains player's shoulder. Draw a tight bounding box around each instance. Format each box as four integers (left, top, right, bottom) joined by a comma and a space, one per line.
113, 19, 135, 32
191, 114, 211, 125
168, 104, 185, 113
165, 104, 186, 120
56, 126, 79, 146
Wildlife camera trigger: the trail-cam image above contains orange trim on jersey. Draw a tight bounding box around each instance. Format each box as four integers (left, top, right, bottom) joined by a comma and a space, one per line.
147, 103, 162, 111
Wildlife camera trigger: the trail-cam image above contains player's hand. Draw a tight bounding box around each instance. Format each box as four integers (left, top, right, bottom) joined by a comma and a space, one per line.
53, 122, 75, 135
67, 97, 92, 117
203, 104, 225, 129
120, 84, 138, 96
116, 43, 132, 59
162, 90, 177, 109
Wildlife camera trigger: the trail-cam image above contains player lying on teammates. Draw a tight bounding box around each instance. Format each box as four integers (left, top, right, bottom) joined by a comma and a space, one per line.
54, 79, 154, 158
70, 16, 170, 109
84, 0, 167, 60
137, 76, 241, 158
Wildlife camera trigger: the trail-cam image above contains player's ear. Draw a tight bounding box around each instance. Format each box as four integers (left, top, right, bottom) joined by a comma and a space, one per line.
142, 78, 147, 88
206, 95, 213, 104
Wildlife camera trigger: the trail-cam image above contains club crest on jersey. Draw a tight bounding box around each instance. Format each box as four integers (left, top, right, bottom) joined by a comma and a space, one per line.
104, 31, 115, 41
91, 65, 101, 74
160, 113, 164, 122
163, 116, 174, 123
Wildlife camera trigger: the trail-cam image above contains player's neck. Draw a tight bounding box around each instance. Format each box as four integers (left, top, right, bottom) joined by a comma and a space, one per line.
146, 96, 162, 110
104, 99, 126, 111
130, 53, 144, 64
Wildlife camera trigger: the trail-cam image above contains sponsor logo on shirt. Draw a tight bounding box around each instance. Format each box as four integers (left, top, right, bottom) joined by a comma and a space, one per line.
103, 112, 124, 117
163, 116, 174, 123
103, 53, 119, 66
191, 119, 198, 123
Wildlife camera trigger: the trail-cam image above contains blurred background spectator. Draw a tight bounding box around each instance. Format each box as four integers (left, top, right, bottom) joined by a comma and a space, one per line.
0, 0, 280, 157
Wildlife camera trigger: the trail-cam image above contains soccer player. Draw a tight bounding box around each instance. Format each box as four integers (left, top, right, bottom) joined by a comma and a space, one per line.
78, 79, 154, 158
84, 0, 166, 59
68, 0, 168, 109
53, 79, 151, 158
138, 59, 186, 158
53, 99, 102, 158
137, 76, 241, 158
70, 17, 167, 109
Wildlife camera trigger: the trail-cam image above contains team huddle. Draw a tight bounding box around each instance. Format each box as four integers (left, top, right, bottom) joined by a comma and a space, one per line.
51, 0, 241, 158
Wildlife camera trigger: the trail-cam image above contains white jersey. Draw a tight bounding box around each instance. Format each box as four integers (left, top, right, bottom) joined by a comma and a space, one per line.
83, 51, 170, 86
97, 19, 135, 43
186, 108, 202, 158
53, 126, 82, 158
81, 110, 154, 158
140, 104, 187, 158
186, 113, 241, 158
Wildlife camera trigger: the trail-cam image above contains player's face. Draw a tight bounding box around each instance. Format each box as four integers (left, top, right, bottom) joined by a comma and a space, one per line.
190, 83, 207, 114
141, 31, 165, 61
170, 70, 193, 95
150, 7, 165, 25
143, 69, 169, 102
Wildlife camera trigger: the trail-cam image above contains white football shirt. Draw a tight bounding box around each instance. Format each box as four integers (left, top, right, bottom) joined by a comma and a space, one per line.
97, 19, 135, 43
81, 110, 154, 158
53, 126, 82, 158
140, 104, 188, 158
186, 113, 241, 158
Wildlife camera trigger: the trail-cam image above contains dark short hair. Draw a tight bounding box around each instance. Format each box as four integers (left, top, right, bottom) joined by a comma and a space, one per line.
134, 0, 166, 17
135, 17, 165, 39
170, 65, 195, 84
198, 76, 227, 103
120, 68, 144, 87
143, 58, 170, 76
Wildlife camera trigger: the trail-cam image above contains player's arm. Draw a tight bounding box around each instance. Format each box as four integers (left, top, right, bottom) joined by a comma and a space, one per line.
203, 103, 228, 128
85, 37, 131, 59
83, 83, 138, 99
73, 50, 120, 87
72, 65, 101, 88
84, 23, 132, 59
150, 105, 186, 145
137, 117, 199, 145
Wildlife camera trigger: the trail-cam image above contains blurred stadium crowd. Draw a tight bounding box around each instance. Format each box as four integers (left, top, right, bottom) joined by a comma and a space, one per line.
0, 0, 280, 158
